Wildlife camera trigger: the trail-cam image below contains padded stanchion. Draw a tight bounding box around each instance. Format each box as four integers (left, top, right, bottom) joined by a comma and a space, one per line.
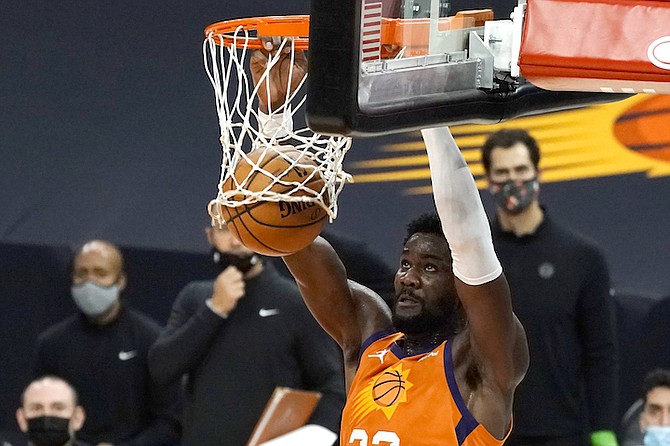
519, 0, 670, 94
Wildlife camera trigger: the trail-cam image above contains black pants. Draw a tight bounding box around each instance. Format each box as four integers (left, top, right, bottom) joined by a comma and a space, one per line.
505, 434, 586, 446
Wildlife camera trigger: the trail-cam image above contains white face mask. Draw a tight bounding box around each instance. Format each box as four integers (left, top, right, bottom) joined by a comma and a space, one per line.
644, 426, 670, 446
71, 281, 120, 316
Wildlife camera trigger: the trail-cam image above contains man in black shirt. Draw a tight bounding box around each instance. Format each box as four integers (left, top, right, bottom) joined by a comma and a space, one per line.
33, 240, 181, 446
480, 129, 619, 446
148, 224, 345, 446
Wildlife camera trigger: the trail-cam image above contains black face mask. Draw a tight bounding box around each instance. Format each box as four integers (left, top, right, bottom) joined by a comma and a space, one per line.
26, 416, 71, 446
211, 248, 260, 274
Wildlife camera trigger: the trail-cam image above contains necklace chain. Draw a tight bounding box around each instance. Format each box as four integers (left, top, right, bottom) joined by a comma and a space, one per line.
402, 331, 447, 356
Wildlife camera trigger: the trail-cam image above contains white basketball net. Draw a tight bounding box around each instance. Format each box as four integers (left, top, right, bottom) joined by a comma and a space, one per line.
203, 28, 353, 225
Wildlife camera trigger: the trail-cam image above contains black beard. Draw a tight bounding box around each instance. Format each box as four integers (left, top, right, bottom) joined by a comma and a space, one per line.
211, 249, 260, 274
392, 295, 463, 337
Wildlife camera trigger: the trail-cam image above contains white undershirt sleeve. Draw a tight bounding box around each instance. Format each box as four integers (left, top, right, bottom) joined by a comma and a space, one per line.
421, 126, 502, 285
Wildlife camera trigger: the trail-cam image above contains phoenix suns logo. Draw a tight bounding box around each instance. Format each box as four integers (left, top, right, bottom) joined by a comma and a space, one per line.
349, 364, 414, 423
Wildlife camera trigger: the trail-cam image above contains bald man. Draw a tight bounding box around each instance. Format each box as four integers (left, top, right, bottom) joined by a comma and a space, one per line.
16, 376, 86, 446
32, 240, 181, 446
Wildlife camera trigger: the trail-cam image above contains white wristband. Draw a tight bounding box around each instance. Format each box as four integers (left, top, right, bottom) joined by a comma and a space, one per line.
258, 108, 293, 139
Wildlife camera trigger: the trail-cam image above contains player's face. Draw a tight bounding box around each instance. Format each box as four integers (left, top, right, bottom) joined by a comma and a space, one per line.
641, 386, 670, 431
392, 233, 458, 335
487, 143, 537, 184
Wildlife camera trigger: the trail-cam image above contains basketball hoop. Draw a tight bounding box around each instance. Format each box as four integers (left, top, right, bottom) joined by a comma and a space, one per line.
203, 15, 352, 227
204, 16, 310, 50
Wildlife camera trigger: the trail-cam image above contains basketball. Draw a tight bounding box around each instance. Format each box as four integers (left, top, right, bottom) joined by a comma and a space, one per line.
613, 95, 670, 162
372, 370, 405, 407
219, 146, 328, 257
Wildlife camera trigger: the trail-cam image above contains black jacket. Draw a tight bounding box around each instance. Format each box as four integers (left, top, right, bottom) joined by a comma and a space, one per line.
149, 263, 345, 446
33, 306, 181, 445
492, 214, 618, 437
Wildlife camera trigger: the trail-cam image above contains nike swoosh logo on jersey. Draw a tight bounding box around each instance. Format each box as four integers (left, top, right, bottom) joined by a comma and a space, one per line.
259, 308, 280, 317
118, 350, 137, 361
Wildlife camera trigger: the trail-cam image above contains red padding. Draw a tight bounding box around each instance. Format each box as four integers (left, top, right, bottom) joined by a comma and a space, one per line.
519, 0, 670, 94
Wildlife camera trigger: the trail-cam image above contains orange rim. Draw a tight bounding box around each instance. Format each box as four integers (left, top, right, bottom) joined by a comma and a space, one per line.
204, 14, 487, 52
204, 15, 310, 50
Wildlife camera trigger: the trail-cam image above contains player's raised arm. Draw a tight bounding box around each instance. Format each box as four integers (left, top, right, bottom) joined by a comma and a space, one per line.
421, 126, 529, 435
282, 237, 392, 369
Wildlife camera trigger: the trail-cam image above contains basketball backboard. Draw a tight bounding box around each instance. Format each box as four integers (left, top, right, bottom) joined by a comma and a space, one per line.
305, 0, 639, 136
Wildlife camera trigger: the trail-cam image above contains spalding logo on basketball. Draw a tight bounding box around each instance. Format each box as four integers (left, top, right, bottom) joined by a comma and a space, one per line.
613, 95, 670, 163
648, 36, 670, 70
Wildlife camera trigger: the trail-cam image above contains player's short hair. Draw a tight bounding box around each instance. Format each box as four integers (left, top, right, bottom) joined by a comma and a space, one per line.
404, 213, 453, 265
642, 369, 670, 404
481, 129, 541, 174
22, 375, 80, 407
404, 212, 445, 245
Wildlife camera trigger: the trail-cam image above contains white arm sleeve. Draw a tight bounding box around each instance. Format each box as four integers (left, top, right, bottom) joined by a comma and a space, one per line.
421, 126, 502, 285
257, 424, 337, 446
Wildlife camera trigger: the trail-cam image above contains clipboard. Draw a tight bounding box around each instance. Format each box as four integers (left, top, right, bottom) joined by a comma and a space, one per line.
246, 387, 322, 446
